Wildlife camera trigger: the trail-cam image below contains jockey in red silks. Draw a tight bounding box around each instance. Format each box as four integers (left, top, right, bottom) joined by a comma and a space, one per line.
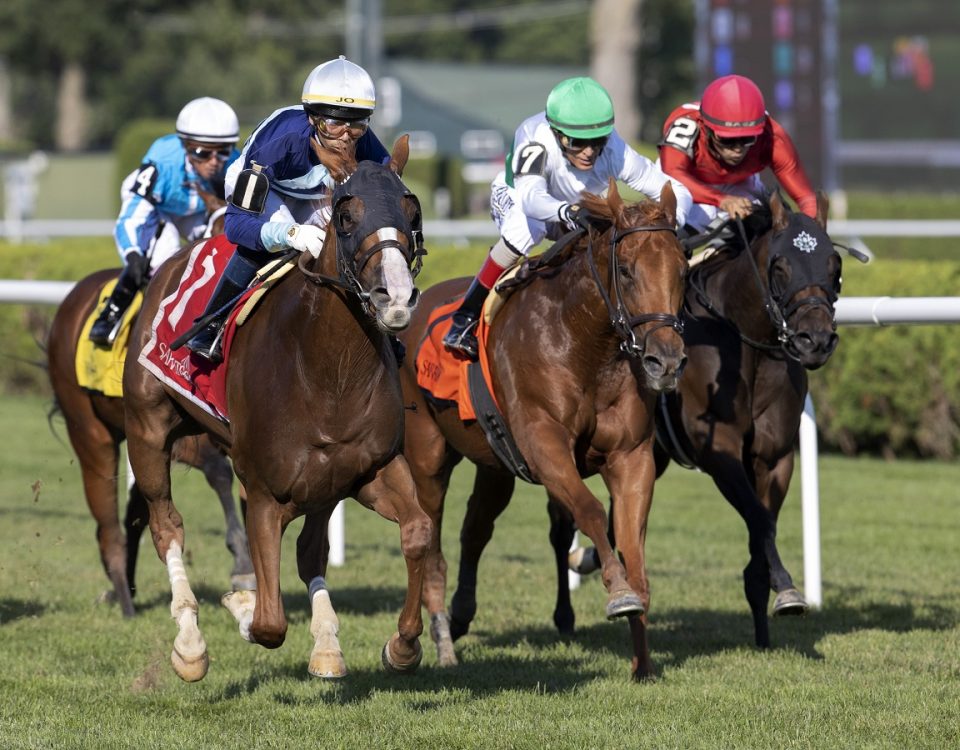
658, 74, 817, 235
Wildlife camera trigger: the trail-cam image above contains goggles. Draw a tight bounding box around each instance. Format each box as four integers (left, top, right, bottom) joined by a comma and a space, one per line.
710, 131, 758, 149
315, 116, 370, 139
187, 146, 232, 161
558, 133, 609, 153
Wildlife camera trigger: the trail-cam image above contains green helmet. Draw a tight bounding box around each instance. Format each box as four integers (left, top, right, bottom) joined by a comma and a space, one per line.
545, 77, 615, 139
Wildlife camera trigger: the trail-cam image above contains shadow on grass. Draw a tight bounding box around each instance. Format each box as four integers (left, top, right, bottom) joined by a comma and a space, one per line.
0, 597, 46, 624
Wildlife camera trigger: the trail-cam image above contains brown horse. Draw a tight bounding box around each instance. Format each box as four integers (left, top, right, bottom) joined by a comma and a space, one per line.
560, 190, 845, 652
46, 268, 254, 619
123, 136, 432, 681
398, 181, 687, 681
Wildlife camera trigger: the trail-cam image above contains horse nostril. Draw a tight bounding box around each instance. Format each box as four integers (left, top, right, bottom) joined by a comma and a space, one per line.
825, 332, 839, 354
408, 287, 421, 307
369, 287, 391, 307
676, 355, 687, 380
643, 355, 665, 380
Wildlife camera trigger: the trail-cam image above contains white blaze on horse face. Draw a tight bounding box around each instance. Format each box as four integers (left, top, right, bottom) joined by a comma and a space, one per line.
377, 236, 416, 330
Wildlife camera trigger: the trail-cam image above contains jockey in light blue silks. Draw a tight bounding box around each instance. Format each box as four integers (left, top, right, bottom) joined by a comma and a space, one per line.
89, 97, 240, 346
182, 56, 391, 364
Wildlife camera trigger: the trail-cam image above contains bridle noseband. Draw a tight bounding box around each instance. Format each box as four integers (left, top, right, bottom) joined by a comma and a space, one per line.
584, 223, 685, 358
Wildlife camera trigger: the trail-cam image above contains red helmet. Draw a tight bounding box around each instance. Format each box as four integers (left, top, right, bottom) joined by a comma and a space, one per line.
699, 75, 766, 138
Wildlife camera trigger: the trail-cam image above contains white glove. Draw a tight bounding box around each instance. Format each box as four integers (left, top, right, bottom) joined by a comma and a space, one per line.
285, 224, 326, 257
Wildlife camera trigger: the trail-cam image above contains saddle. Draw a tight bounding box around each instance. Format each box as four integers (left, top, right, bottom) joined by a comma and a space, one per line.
75, 279, 143, 397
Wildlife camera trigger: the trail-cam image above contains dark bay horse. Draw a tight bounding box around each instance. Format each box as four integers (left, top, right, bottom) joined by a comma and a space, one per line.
47, 271, 254, 619
561, 190, 845, 652
123, 137, 432, 681
398, 181, 687, 680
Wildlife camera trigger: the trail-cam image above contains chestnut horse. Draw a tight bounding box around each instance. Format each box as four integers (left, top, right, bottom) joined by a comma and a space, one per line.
561, 191, 846, 652
398, 181, 687, 681
47, 272, 253, 618
123, 137, 432, 681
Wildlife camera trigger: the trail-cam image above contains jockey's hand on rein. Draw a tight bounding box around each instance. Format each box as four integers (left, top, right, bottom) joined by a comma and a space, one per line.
559, 203, 591, 232
719, 195, 754, 220
286, 224, 325, 255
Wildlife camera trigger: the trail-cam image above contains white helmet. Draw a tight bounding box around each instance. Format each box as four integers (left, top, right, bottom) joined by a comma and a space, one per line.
175, 97, 239, 144
301, 56, 376, 121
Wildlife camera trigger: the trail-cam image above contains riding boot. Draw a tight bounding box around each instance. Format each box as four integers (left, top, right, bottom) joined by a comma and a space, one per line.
184, 250, 261, 364
441, 278, 491, 361
89, 260, 146, 346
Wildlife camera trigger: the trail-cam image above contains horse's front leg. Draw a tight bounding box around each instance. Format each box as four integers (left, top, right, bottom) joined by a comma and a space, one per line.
243, 490, 288, 648
295, 508, 347, 678
355, 454, 432, 674
600, 442, 658, 681
754, 451, 808, 617
700, 447, 779, 648
125, 416, 208, 682
546, 498, 578, 635
528, 431, 641, 620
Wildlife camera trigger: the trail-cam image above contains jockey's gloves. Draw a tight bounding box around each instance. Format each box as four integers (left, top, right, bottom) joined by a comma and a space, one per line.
286, 223, 326, 256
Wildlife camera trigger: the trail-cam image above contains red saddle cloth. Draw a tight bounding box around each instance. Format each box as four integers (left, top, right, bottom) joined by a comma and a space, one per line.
138, 235, 255, 423
414, 297, 498, 422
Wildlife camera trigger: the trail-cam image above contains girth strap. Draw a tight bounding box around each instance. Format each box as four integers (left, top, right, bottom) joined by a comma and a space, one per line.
466, 362, 537, 484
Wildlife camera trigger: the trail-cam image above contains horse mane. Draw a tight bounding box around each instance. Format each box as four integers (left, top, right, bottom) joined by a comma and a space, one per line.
579, 191, 671, 228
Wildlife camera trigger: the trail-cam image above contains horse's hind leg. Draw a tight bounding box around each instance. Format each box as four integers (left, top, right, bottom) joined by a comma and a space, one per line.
123, 480, 149, 602
65, 415, 135, 617
355, 454, 432, 674
125, 408, 208, 681
755, 452, 808, 618
546, 498, 577, 636
449, 467, 515, 641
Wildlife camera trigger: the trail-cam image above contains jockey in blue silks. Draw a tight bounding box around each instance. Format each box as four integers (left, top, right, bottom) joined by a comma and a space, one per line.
183, 56, 390, 364
89, 97, 240, 346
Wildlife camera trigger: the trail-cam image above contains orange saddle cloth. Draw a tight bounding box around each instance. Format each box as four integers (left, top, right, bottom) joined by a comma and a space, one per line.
414, 297, 497, 422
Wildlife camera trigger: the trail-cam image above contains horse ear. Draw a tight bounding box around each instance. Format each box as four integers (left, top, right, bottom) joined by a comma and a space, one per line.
605, 177, 625, 223
815, 189, 830, 231
659, 181, 677, 226
310, 138, 356, 183
389, 134, 411, 177
770, 190, 790, 231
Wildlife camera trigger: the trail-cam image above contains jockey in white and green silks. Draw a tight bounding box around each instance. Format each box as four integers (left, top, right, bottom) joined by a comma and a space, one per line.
443, 76, 692, 361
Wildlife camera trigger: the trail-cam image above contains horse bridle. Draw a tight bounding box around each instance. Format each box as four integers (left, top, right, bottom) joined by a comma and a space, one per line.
297, 181, 426, 307
691, 217, 838, 361
584, 222, 685, 358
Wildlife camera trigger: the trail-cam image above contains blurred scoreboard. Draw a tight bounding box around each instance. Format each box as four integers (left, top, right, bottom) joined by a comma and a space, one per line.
694, 0, 834, 189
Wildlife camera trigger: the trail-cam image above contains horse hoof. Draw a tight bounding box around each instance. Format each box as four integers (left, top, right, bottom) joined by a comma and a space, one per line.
308, 651, 348, 679
171, 649, 209, 683
772, 588, 808, 616
568, 546, 600, 575
606, 590, 644, 620
381, 634, 423, 674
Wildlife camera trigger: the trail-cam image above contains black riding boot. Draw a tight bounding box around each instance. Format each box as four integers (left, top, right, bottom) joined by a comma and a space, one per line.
89, 257, 146, 346
183, 250, 261, 364
441, 278, 491, 361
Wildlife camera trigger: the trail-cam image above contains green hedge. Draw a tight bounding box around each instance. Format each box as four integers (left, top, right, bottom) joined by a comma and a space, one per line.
810, 258, 960, 458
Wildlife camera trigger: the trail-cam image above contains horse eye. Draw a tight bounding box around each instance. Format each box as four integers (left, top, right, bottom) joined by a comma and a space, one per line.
618, 266, 633, 282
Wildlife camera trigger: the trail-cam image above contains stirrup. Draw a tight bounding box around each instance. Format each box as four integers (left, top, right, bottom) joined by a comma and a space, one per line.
442, 314, 479, 361
185, 323, 225, 364
89, 306, 123, 347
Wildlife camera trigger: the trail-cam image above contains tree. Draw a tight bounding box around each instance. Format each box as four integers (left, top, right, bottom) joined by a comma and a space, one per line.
590, 0, 643, 142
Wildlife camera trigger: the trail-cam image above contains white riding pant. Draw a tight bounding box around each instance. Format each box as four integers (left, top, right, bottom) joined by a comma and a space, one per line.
490, 183, 566, 257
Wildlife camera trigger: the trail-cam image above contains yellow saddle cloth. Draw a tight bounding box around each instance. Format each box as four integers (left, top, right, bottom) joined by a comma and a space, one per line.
75, 279, 143, 397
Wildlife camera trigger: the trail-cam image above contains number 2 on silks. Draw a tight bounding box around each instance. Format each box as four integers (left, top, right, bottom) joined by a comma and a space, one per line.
133, 164, 159, 198
664, 117, 698, 150
515, 143, 546, 176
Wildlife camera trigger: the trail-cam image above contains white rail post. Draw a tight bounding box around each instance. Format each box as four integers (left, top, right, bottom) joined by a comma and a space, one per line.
799, 394, 822, 608
328, 501, 345, 567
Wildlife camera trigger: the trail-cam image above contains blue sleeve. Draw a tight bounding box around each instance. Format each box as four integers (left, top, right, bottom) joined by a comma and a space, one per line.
225, 202, 269, 251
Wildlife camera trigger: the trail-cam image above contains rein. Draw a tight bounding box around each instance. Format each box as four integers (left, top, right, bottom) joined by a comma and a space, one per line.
687, 217, 835, 360
584, 222, 684, 358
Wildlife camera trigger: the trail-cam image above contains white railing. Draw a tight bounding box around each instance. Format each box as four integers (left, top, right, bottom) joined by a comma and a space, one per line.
6, 217, 960, 241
